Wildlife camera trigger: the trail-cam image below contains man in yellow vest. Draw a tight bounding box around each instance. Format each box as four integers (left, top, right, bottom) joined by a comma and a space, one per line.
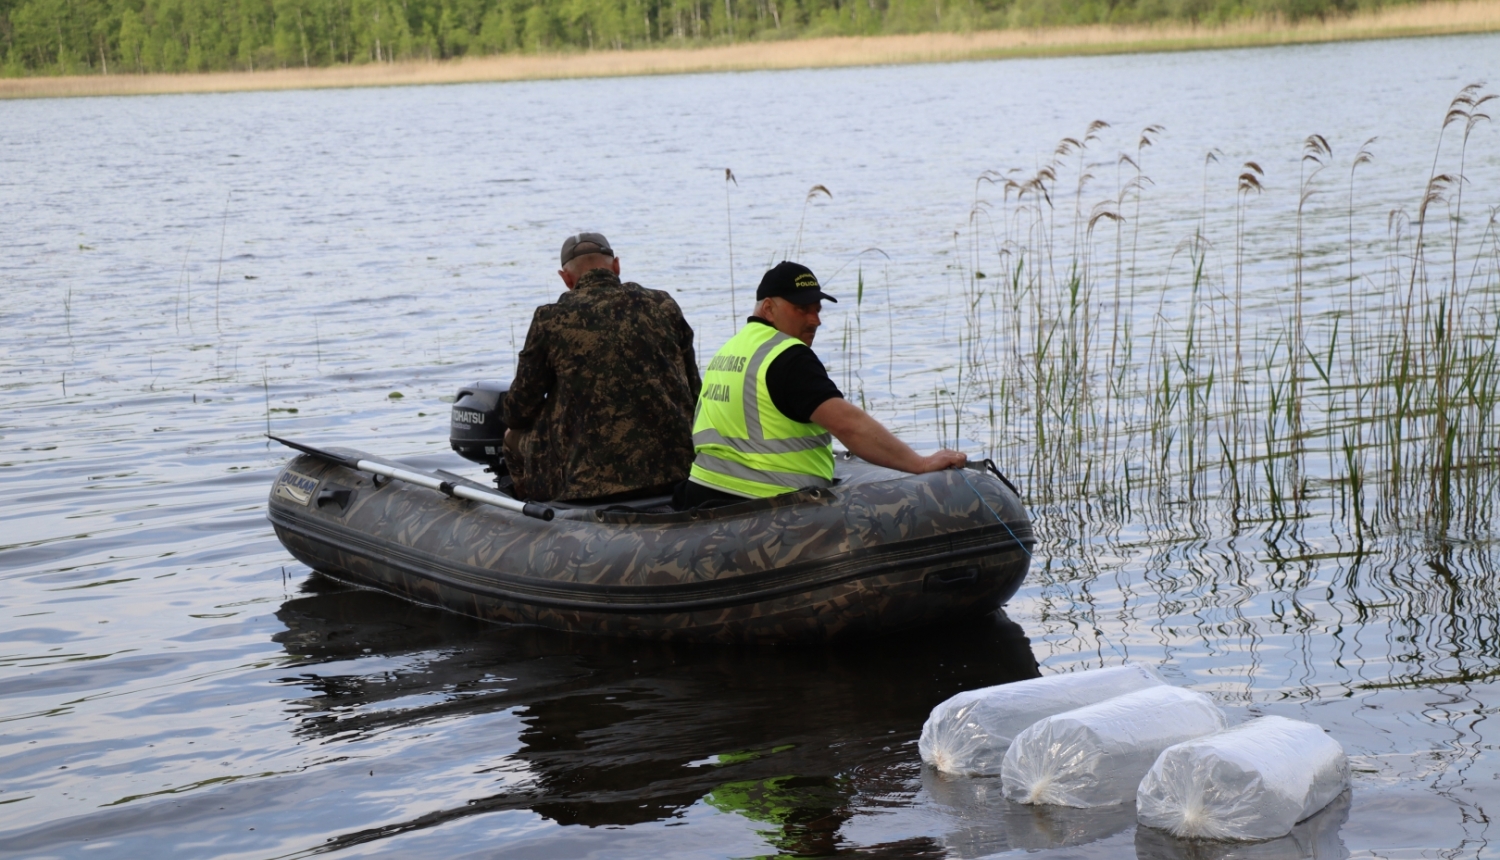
676, 261, 966, 508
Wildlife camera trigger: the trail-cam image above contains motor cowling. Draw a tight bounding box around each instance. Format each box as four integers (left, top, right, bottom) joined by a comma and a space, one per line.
450, 382, 509, 479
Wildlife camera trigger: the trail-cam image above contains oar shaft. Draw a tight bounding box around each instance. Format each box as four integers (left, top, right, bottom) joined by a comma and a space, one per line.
352, 460, 554, 521
269, 435, 554, 521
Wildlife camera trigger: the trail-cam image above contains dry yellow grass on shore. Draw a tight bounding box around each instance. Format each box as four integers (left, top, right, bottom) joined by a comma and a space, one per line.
4, 0, 1499, 99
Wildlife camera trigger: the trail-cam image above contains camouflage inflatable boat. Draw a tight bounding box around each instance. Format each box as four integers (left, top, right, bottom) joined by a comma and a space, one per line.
267, 447, 1033, 643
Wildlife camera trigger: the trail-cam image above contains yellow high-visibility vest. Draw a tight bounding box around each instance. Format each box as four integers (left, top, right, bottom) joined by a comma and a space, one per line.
688, 323, 834, 498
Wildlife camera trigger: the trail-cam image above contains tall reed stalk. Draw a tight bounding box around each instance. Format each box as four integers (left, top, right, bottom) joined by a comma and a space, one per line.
885, 85, 1500, 546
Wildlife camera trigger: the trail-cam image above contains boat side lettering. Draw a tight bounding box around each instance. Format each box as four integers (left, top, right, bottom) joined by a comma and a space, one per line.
274, 469, 320, 505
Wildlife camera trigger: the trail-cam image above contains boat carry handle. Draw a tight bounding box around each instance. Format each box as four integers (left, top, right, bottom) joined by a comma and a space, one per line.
315, 487, 355, 512
969, 458, 1021, 498
268, 435, 556, 521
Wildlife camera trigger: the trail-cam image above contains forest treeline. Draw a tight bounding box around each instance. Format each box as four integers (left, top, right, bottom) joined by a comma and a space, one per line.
1, 0, 1404, 75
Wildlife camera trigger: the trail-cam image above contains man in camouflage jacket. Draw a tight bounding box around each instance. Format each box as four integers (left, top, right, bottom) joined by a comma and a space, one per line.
501, 233, 701, 502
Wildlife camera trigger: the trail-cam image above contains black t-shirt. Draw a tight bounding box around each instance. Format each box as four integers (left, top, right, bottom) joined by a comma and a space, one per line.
748, 317, 844, 423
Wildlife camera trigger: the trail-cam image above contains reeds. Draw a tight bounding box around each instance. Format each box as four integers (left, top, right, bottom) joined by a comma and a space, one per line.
214, 191, 231, 335
897, 84, 1500, 543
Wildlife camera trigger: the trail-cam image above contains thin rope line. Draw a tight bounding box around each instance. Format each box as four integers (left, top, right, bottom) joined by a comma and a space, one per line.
960, 467, 1032, 560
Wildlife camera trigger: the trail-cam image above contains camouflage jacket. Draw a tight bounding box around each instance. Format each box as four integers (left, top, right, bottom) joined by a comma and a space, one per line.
503, 269, 702, 502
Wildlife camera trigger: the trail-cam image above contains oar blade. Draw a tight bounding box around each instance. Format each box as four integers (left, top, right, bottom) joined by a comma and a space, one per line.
267, 434, 359, 469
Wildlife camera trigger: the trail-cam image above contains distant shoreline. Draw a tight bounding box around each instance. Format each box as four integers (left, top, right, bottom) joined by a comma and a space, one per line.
4, 0, 1498, 100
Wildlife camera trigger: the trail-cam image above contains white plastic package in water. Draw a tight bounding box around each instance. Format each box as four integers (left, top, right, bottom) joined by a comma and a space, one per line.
919, 664, 1165, 776
1136, 790, 1352, 860
1136, 715, 1350, 841
1001, 685, 1227, 808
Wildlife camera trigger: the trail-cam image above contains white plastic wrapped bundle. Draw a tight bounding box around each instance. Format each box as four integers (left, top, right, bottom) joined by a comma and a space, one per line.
1135, 789, 1352, 860
919, 664, 1165, 776
1136, 715, 1350, 841
1001, 685, 1227, 808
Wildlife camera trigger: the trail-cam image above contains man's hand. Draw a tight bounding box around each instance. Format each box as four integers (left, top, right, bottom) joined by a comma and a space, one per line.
921, 450, 968, 472
810, 397, 965, 474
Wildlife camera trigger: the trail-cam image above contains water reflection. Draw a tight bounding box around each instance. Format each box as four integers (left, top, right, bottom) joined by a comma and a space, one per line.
266, 579, 1365, 857
271, 575, 1042, 853
1135, 791, 1351, 860
921, 757, 1352, 859
922, 769, 1139, 855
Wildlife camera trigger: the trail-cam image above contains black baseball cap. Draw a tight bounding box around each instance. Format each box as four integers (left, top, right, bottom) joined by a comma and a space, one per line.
560, 232, 614, 266
756, 261, 838, 305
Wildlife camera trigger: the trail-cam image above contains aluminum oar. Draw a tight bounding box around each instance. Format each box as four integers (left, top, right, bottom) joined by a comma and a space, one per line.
268, 435, 555, 521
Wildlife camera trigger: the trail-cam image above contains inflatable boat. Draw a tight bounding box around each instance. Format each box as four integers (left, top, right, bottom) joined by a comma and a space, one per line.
266, 385, 1033, 643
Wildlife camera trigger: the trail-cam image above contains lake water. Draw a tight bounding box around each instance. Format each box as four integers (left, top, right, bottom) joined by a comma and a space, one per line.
5, 33, 1500, 858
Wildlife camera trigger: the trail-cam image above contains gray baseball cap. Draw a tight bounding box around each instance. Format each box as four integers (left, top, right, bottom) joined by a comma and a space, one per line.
560, 232, 614, 266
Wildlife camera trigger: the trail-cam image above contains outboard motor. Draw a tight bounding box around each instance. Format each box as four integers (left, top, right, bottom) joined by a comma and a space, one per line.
450, 382, 509, 489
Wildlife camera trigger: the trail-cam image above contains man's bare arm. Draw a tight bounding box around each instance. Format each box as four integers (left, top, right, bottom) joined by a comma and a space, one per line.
809, 397, 966, 473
